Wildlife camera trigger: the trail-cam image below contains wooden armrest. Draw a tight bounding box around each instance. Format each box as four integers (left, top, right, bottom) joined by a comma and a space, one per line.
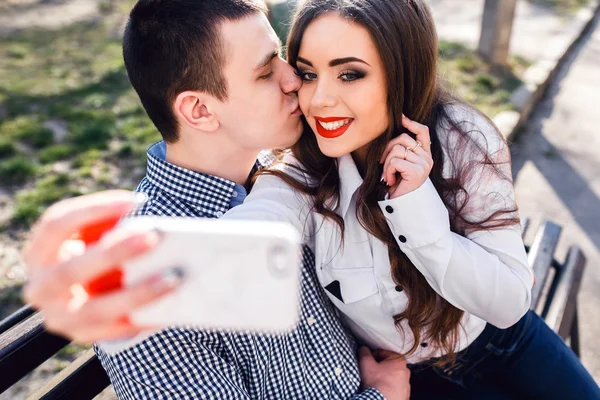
0, 312, 70, 392
31, 349, 110, 400
528, 220, 562, 310
544, 246, 586, 339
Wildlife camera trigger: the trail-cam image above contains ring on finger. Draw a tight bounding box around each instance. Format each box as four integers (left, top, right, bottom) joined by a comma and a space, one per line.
403, 147, 409, 160
410, 142, 422, 152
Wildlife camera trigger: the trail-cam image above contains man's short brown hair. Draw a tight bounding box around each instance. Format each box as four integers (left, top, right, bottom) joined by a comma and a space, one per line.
123, 0, 267, 142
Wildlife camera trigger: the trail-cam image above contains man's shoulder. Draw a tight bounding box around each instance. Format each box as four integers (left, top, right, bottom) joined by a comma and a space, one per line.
130, 177, 198, 218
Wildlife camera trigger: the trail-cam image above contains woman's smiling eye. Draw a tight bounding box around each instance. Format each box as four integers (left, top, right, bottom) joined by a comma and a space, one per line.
339, 70, 365, 82
297, 70, 317, 81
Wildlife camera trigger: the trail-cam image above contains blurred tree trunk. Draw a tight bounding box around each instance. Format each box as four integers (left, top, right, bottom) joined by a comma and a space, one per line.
478, 0, 517, 68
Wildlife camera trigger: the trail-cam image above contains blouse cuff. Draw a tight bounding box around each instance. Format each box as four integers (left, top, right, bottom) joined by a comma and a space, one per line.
378, 178, 450, 249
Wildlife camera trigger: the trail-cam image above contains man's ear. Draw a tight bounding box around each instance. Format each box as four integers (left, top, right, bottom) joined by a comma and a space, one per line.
173, 91, 220, 133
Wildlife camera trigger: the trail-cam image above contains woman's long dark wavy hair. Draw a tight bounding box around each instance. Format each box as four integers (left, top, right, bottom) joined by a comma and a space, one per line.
259, 0, 519, 364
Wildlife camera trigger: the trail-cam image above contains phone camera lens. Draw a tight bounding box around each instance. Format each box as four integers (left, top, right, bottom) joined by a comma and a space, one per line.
268, 244, 292, 279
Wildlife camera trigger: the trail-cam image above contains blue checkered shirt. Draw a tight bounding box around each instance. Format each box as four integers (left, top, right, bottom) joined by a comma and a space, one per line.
94, 141, 385, 399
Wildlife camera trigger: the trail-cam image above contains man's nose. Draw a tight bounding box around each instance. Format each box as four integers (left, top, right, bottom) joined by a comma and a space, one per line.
280, 61, 302, 94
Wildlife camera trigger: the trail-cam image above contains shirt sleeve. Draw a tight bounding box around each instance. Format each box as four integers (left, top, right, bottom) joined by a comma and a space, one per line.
377, 109, 534, 329
223, 155, 315, 245
95, 330, 251, 399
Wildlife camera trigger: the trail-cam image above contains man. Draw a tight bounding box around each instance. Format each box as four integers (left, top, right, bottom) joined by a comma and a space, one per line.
23, 0, 410, 399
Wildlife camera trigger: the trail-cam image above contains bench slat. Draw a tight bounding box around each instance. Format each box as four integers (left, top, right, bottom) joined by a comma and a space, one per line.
544, 246, 586, 340
0, 305, 36, 336
31, 349, 109, 400
0, 313, 70, 393
521, 216, 530, 239
528, 220, 562, 310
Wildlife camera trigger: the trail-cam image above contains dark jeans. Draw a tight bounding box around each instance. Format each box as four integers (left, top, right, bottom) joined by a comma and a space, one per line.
409, 310, 600, 400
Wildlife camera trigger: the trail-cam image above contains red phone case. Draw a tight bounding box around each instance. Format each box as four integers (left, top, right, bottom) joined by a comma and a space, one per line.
78, 216, 124, 295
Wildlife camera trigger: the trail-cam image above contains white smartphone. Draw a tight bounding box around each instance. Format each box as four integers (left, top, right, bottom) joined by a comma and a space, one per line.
107, 216, 301, 334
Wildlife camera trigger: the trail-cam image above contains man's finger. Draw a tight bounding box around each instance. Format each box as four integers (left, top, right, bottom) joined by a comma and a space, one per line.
24, 229, 161, 306
77, 267, 184, 324
57, 239, 86, 263
24, 190, 138, 269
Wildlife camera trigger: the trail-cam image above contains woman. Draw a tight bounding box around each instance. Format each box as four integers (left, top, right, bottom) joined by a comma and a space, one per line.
225, 0, 600, 398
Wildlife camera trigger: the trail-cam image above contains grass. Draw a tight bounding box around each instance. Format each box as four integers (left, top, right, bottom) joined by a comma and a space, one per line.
526, 0, 591, 13
56, 343, 91, 359
12, 173, 83, 226
0, 138, 18, 158
438, 39, 531, 118
0, 1, 157, 228
0, 156, 38, 186
39, 144, 73, 163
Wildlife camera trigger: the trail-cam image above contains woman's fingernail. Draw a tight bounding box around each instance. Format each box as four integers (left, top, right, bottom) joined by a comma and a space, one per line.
152, 267, 186, 291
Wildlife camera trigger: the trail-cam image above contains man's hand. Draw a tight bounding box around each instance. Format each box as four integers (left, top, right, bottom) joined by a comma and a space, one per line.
359, 347, 411, 400
22, 190, 179, 343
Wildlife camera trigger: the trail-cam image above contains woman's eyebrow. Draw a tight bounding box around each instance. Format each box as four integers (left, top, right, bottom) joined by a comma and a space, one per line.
296, 56, 370, 67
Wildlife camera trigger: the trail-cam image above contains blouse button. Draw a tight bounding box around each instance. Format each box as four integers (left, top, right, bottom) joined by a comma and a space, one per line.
398, 235, 407, 243
420, 342, 428, 348
395, 285, 404, 292
385, 206, 394, 214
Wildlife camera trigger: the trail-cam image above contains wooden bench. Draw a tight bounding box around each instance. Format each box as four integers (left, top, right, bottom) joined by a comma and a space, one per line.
0, 307, 110, 399
521, 218, 586, 356
0, 218, 587, 399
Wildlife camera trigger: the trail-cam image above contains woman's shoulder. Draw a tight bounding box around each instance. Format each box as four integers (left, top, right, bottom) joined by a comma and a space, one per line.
253, 151, 316, 191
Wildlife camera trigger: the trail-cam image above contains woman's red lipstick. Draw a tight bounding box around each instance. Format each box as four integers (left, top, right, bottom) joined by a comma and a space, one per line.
314, 116, 354, 139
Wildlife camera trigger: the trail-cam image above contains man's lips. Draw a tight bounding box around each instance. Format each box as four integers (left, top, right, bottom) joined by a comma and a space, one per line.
314, 116, 354, 139
292, 105, 303, 116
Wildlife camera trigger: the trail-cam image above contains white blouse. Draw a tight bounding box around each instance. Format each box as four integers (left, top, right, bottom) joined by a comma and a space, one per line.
224, 105, 534, 364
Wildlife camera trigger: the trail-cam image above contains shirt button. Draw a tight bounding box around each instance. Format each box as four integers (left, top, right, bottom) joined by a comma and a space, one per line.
420, 342, 428, 348
307, 316, 316, 326
334, 367, 343, 377
232, 191, 238, 198
398, 235, 407, 243
395, 285, 404, 292
385, 205, 394, 214
216, 211, 224, 217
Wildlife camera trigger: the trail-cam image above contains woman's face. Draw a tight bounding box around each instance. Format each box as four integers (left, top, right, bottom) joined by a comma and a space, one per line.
296, 13, 389, 160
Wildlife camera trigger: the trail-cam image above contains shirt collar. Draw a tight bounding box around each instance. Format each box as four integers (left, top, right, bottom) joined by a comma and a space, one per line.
337, 154, 364, 215
146, 141, 263, 216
